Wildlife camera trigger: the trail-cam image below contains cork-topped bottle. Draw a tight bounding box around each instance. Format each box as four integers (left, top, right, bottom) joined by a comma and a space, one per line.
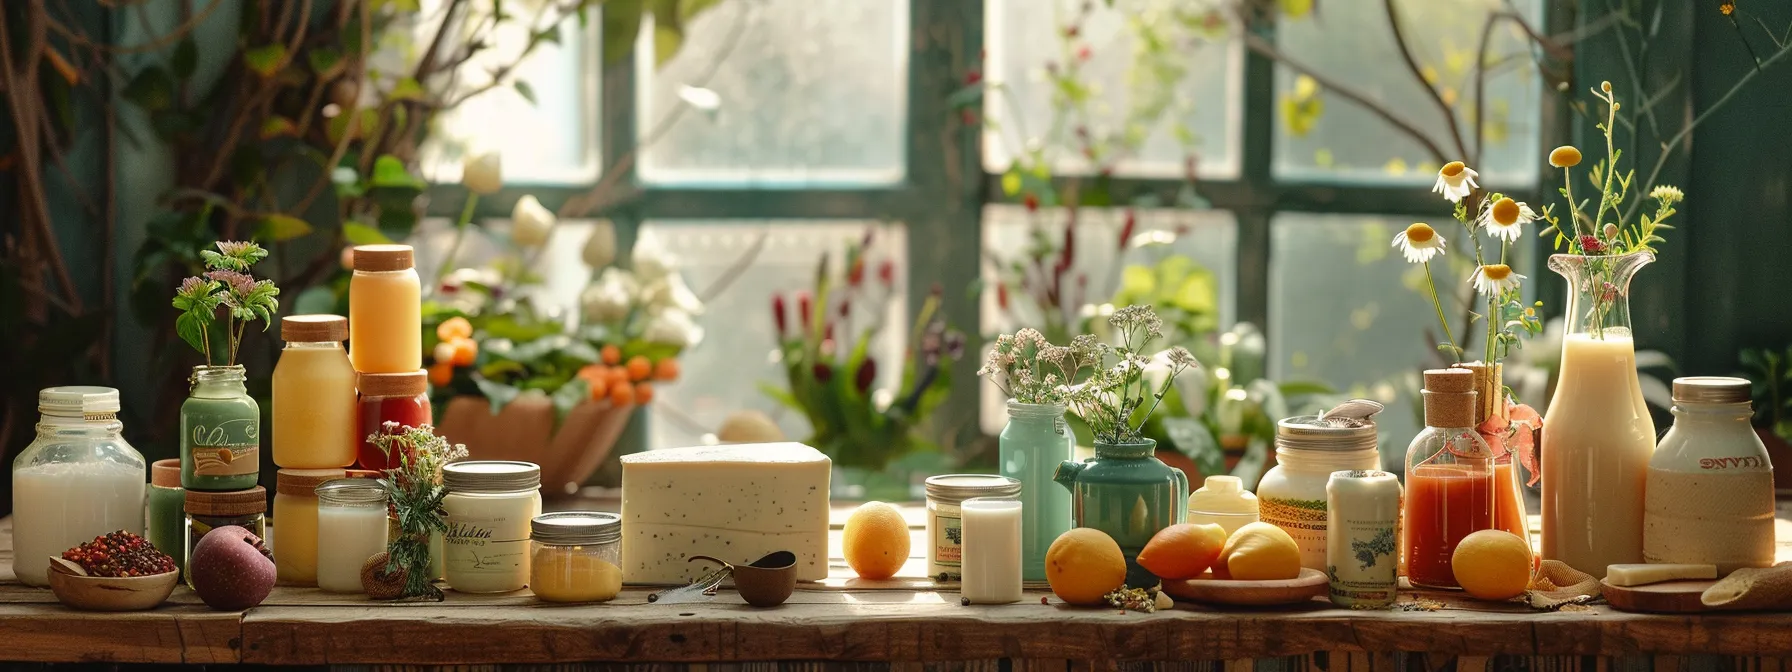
1402, 369, 1495, 589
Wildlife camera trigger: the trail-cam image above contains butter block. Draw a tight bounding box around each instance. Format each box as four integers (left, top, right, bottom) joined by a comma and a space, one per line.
620, 442, 831, 585
1605, 563, 1718, 587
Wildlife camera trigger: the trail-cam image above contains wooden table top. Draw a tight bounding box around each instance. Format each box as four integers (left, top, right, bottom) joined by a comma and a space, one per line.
5, 501, 1792, 665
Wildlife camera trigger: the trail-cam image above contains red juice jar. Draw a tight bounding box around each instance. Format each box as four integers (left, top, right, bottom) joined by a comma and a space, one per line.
357, 370, 432, 470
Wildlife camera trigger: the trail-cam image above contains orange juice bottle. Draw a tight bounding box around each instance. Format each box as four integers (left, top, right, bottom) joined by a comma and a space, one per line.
1403, 369, 1494, 589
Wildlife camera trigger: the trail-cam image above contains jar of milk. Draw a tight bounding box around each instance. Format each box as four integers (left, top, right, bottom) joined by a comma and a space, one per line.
1644, 377, 1776, 574
11, 387, 147, 587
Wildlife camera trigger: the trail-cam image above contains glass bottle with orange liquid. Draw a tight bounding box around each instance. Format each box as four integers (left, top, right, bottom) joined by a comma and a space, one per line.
1454, 362, 1530, 541
1403, 368, 1495, 589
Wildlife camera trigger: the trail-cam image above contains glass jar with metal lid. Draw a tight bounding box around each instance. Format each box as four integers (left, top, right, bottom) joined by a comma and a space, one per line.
530, 511, 623, 602
923, 474, 1022, 581
1256, 400, 1383, 570
442, 460, 542, 593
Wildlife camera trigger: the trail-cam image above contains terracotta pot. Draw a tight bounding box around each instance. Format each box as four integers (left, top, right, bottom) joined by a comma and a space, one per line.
436, 395, 635, 496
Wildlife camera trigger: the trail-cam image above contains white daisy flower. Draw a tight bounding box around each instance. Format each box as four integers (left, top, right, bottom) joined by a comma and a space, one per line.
1470, 264, 1525, 297
1391, 223, 1447, 264
1476, 197, 1538, 243
1432, 161, 1479, 203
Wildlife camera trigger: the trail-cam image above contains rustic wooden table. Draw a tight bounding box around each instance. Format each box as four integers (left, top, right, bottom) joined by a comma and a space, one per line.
5, 502, 1792, 669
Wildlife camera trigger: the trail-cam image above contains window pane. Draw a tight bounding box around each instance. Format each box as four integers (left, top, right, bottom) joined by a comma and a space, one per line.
421, 4, 601, 185
984, 0, 1241, 179
1271, 0, 1543, 186
637, 1, 908, 186
637, 222, 908, 450
979, 205, 1237, 434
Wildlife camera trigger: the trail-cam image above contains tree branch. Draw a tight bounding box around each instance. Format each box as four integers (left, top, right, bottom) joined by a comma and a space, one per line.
1383, 0, 1470, 161
1240, 32, 1450, 165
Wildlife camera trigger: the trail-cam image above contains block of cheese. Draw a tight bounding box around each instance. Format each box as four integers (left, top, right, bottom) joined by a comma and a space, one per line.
620, 442, 831, 585
1605, 563, 1718, 587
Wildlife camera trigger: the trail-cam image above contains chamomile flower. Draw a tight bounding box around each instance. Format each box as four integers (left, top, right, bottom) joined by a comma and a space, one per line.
1476, 197, 1538, 243
1471, 264, 1525, 297
1432, 161, 1479, 203
1391, 223, 1447, 264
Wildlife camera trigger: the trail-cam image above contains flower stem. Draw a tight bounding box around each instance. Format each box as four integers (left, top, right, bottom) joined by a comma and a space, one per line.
1422, 261, 1460, 356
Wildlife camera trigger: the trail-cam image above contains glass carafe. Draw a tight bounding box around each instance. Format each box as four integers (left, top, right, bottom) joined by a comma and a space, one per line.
1540, 251, 1657, 578
1000, 400, 1073, 583
181, 365, 262, 491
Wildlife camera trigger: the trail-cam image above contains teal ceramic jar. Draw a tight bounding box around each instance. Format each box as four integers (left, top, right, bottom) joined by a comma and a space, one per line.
1054, 439, 1188, 589
180, 365, 262, 491
999, 400, 1074, 583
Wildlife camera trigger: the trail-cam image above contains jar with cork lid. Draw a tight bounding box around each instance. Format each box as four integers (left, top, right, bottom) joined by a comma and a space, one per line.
357, 370, 432, 470
273, 315, 357, 469
1403, 368, 1494, 589
1644, 376, 1775, 574
349, 244, 421, 374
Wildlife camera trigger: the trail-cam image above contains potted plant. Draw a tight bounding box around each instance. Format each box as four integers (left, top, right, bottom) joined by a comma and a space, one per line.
170, 241, 280, 491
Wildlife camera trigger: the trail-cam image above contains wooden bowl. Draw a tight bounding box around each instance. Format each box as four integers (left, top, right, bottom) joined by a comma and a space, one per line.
48, 564, 180, 611
732, 551, 799, 608
1161, 567, 1329, 607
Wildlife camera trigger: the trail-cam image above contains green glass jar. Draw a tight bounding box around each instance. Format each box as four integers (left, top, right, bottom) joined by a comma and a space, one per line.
147, 459, 188, 571
999, 400, 1074, 583
180, 365, 261, 491
1054, 439, 1188, 589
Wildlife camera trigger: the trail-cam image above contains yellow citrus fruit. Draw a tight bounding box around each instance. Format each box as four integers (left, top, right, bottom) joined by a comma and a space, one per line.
1451, 529, 1532, 600
842, 501, 910, 580
1045, 528, 1127, 605
1136, 523, 1227, 581
1215, 522, 1301, 581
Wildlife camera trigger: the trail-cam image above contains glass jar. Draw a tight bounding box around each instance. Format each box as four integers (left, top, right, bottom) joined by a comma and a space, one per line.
349, 244, 422, 374
316, 478, 391, 593
181, 365, 261, 491
11, 386, 146, 587
273, 468, 347, 586
998, 400, 1074, 583
1645, 377, 1775, 574
924, 474, 1022, 581
357, 370, 432, 470
530, 511, 623, 603
183, 486, 268, 589
273, 315, 357, 469
442, 461, 543, 593
1257, 409, 1381, 570
960, 497, 1024, 604
1403, 369, 1494, 590
146, 459, 186, 572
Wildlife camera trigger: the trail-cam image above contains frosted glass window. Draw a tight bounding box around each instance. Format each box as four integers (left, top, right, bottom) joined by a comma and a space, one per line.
637, 222, 908, 450
984, 0, 1242, 179
421, 4, 600, 185
637, 1, 908, 186
979, 205, 1236, 433
1271, 0, 1543, 186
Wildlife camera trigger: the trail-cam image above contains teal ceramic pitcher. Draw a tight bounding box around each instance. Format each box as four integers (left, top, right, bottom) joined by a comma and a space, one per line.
1054, 438, 1189, 589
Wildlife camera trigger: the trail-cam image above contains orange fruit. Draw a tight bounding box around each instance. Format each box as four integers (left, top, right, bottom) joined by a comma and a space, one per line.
450, 338, 478, 366
600, 344, 622, 366
606, 367, 630, 387
634, 382, 655, 404
1136, 523, 1228, 581
1045, 528, 1127, 605
607, 382, 635, 407
585, 375, 609, 401
432, 341, 457, 365
653, 358, 681, 381
842, 501, 910, 580
625, 356, 652, 382
1451, 529, 1532, 600
436, 316, 473, 342
577, 364, 606, 382
427, 362, 454, 387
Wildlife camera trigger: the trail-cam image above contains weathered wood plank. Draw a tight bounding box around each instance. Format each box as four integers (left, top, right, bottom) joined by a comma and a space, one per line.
0, 603, 239, 663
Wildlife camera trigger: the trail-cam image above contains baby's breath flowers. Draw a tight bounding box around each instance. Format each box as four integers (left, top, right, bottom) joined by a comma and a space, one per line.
1431, 161, 1480, 203
1392, 223, 1447, 263
978, 329, 1100, 406
1068, 305, 1200, 445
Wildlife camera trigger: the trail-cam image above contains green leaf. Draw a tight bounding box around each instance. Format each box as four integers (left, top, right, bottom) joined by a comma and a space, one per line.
308, 46, 345, 79
390, 77, 427, 102
550, 378, 590, 425
171, 38, 198, 78
176, 310, 211, 360
513, 79, 537, 106
652, 24, 682, 65
243, 44, 289, 78
122, 66, 175, 111
332, 166, 365, 198
946, 82, 983, 109
370, 155, 425, 189
343, 221, 391, 245
258, 116, 299, 140
531, 26, 564, 47
1000, 168, 1021, 196
472, 374, 522, 415
256, 214, 314, 242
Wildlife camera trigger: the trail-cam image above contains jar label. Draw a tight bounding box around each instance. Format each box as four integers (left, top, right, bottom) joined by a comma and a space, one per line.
1326, 518, 1398, 608
933, 514, 964, 568
445, 514, 530, 575
191, 420, 260, 477
1259, 496, 1328, 569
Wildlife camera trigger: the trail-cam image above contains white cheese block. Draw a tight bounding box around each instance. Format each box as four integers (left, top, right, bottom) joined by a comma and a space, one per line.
1605, 563, 1718, 587
620, 442, 831, 584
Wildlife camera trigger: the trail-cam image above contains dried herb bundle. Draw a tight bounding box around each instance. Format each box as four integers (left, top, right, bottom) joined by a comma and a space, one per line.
367, 422, 466, 601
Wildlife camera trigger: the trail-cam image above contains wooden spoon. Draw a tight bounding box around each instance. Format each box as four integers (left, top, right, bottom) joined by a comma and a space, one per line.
48, 557, 89, 577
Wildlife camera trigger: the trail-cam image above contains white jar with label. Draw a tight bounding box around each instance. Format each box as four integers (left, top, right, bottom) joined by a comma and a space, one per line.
1325, 470, 1401, 608
923, 474, 1021, 581
1645, 377, 1775, 574
1257, 408, 1381, 570
442, 461, 543, 593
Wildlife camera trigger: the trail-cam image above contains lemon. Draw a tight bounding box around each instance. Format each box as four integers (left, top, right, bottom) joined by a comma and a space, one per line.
1136, 523, 1227, 581
1045, 528, 1128, 605
1451, 529, 1532, 600
1216, 522, 1301, 581
842, 501, 910, 580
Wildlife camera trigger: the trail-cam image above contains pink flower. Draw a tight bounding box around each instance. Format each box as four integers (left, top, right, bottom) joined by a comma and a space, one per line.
1578, 235, 1605, 254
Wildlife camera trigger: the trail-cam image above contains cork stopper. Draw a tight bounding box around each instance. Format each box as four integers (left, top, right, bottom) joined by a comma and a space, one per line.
1451, 362, 1506, 426
345, 469, 383, 479
276, 468, 349, 497
1422, 368, 1477, 428
353, 244, 414, 272
151, 458, 182, 489
358, 370, 429, 398
282, 315, 348, 343
184, 486, 267, 518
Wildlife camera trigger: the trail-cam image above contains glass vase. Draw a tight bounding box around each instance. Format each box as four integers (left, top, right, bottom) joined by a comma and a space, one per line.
1540, 251, 1657, 578
180, 365, 262, 491
1054, 438, 1189, 589
1000, 400, 1074, 583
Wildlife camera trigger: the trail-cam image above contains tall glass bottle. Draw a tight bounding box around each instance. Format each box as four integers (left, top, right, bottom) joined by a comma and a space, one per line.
1540, 252, 1656, 578
1403, 369, 1495, 589
999, 400, 1074, 582
12, 387, 146, 587
181, 365, 262, 491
